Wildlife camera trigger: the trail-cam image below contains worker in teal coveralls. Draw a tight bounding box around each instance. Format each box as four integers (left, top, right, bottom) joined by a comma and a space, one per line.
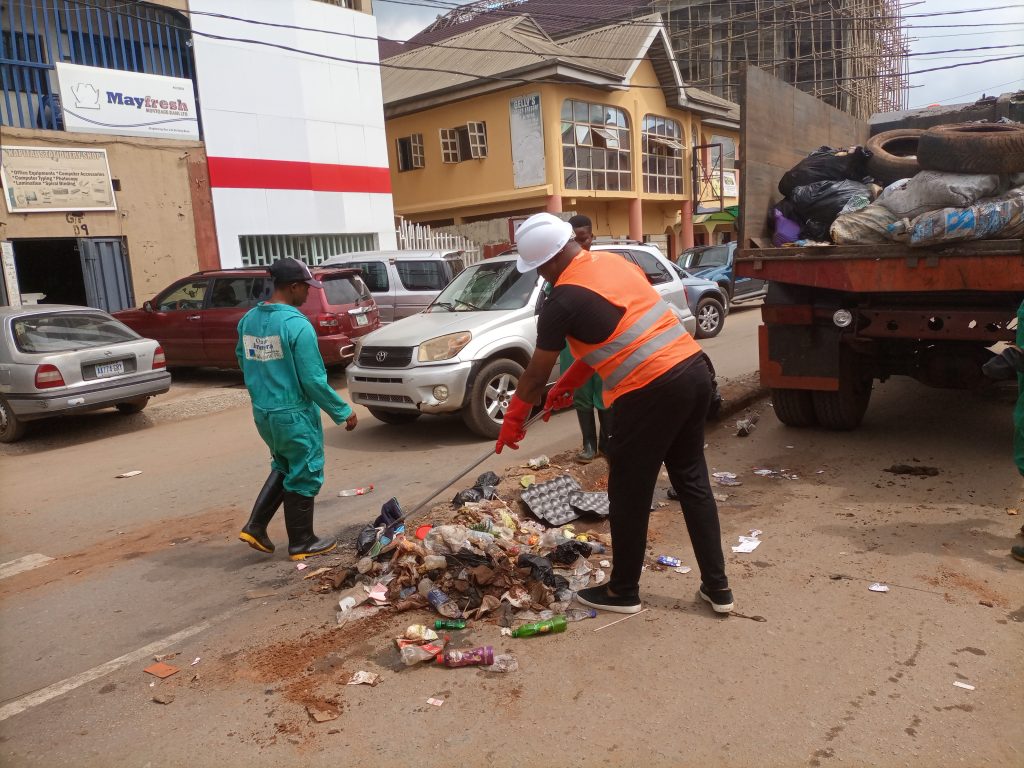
982, 299, 1024, 563
236, 258, 358, 560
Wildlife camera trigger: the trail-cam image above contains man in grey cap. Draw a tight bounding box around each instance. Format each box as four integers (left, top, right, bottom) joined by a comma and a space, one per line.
237, 257, 358, 560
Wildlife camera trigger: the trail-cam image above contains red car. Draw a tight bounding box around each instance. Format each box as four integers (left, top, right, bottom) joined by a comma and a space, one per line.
114, 267, 379, 368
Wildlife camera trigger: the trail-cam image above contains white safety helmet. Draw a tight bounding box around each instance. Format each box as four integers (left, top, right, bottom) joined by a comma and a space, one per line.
514, 212, 575, 273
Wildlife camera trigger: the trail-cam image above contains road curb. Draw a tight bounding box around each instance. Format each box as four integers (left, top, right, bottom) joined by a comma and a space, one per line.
715, 372, 768, 422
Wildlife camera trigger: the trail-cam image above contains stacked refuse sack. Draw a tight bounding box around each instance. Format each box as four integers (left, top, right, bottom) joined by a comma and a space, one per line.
772, 120, 1024, 248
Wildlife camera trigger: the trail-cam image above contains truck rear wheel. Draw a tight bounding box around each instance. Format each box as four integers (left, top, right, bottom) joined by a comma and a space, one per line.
771, 388, 817, 427
811, 374, 872, 430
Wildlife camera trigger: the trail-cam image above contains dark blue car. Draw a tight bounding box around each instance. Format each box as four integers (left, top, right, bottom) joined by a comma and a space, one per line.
681, 242, 768, 307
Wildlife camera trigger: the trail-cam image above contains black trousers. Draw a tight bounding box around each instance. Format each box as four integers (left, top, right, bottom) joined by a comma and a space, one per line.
605, 358, 729, 599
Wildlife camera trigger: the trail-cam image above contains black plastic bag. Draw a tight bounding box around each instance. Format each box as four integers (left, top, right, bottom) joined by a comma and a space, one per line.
779, 146, 871, 197
549, 540, 593, 565
516, 553, 570, 591
452, 488, 484, 505
475, 472, 500, 487
790, 180, 871, 240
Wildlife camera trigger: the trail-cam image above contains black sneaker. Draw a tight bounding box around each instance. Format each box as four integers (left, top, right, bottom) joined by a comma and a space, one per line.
576, 585, 642, 614
698, 584, 734, 614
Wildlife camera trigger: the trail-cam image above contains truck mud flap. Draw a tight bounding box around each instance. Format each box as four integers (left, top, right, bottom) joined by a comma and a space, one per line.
759, 325, 841, 391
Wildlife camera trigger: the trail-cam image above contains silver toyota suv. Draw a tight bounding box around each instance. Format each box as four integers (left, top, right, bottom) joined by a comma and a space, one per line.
346, 251, 696, 439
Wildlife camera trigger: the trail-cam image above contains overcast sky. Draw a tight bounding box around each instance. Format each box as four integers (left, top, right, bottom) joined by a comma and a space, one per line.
372, 0, 1024, 110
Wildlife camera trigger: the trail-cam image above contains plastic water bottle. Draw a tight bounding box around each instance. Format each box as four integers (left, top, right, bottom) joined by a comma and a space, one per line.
338, 485, 374, 497
511, 615, 567, 638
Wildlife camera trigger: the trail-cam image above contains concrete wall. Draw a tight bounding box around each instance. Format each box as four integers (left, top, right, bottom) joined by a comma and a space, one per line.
0, 126, 206, 303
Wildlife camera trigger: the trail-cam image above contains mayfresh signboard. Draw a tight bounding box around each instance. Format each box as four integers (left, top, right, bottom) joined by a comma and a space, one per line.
1, 146, 117, 213
56, 62, 199, 141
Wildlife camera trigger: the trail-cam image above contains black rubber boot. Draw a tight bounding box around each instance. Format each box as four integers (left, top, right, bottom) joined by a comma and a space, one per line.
239, 470, 284, 553
575, 409, 598, 464
597, 409, 610, 456
284, 491, 337, 561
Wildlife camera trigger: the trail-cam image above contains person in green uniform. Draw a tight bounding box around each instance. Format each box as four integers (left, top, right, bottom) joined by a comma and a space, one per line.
982, 299, 1024, 562
564, 215, 609, 463
236, 258, 358, 560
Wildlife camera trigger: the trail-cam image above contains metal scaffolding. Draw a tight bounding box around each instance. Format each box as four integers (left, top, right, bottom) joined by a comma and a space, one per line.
657, 0, 909, 118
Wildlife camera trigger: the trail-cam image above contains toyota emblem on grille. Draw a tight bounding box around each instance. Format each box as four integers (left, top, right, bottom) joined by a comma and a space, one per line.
376, 351, 388, 363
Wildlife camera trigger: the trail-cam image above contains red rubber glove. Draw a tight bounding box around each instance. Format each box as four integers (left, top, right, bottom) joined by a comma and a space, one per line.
543, 359, 596, 419
495, 394, 532, 454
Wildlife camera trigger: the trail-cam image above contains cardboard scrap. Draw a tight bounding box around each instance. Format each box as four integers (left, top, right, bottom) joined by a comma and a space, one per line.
307, 706, 340, 723
302, 567, 331, 580
143, 662, 180, 679
426, 697, 445, 707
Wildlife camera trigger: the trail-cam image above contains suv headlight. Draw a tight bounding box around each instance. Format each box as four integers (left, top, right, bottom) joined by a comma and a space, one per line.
418, 331, 472, 362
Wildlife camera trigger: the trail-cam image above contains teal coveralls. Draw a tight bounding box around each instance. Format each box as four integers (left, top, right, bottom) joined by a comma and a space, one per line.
558, 345, 606, 412
236, 303, 353, 497
1014, 300, 1024, 476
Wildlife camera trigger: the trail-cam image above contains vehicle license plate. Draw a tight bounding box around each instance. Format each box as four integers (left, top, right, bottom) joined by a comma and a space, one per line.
355, 314, 369, 327
95, 361, 125, 377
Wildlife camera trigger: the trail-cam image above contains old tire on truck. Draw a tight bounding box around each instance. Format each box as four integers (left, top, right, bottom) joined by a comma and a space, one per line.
771, 388, 817, 427
865, 129, 923, 185
368, 408, 421, 425
462, 358, 523, 439
917, 123, 1024, 174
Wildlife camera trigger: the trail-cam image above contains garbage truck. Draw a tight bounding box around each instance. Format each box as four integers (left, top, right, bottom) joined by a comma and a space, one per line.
735, 67, 1024, 429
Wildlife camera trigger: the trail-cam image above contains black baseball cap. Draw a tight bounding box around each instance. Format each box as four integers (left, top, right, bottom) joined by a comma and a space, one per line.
268, 258, 322, 288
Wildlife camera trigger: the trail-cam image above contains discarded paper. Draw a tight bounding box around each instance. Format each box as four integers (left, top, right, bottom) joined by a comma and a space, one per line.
426, 697, 445, 707
953, 681, 975, 691
868, 583, 890, 593
731, 535, 761, 553
116, 470, 142, 479
307, 705, 340, 723
673, 566, 693, 575
347, 671, 381, 687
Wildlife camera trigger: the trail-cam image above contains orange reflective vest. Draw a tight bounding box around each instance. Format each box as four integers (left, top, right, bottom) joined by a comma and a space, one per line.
556, 250, 702, 406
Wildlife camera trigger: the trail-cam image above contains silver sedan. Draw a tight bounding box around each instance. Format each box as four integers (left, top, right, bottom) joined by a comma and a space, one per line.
0, 305, 171, 443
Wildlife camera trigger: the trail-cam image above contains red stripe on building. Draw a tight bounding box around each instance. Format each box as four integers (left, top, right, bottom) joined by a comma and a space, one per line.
207, 157, 392, 194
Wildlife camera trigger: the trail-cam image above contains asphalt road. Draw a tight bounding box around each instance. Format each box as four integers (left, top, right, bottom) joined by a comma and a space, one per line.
1, 302, 1020, 766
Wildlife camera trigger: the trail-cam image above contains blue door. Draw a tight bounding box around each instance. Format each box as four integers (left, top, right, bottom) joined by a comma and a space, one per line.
79, 237, 134, 313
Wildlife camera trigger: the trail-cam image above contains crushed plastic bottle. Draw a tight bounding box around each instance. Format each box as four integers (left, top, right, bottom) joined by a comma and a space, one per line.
437, 646, 494, 668
563, 607, 597, 622
427, 587, 462, 619
404, 625, 439, 642
338, 485, 374, 497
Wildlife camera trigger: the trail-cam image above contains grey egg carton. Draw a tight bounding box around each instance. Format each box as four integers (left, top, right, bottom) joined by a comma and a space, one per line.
520, 475, 583, 526
520, 475, 611, 526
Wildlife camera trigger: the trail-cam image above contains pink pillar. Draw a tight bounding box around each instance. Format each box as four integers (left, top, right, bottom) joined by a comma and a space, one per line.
628, 197, 643, 242
546, 194, 563, 213
680, 199, 695, 250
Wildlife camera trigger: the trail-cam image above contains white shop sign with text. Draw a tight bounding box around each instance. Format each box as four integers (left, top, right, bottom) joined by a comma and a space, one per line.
56, 62, 199, 141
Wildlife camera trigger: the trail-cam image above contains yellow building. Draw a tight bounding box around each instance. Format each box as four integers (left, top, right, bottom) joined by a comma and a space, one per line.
381, 14, 740, 257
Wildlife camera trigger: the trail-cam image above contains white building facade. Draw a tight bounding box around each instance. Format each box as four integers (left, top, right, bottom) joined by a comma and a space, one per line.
190, 0, 397, 267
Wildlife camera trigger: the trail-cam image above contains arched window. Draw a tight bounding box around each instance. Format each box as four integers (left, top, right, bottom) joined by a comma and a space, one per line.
642, 115, 684, 195
560, 99, 632, 191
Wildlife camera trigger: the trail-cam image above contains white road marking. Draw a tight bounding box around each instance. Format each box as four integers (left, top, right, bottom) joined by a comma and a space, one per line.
0, 603, 251, 722
0, 554, 54, 581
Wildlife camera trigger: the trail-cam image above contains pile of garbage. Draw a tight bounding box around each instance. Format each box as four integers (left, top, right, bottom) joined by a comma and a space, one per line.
314, 462, 613, 667
770, 121, 1024, 248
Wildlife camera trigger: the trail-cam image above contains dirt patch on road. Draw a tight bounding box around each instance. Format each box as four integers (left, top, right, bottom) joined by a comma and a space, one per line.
925, 566, 1009, 608
0, 505, 239, 600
